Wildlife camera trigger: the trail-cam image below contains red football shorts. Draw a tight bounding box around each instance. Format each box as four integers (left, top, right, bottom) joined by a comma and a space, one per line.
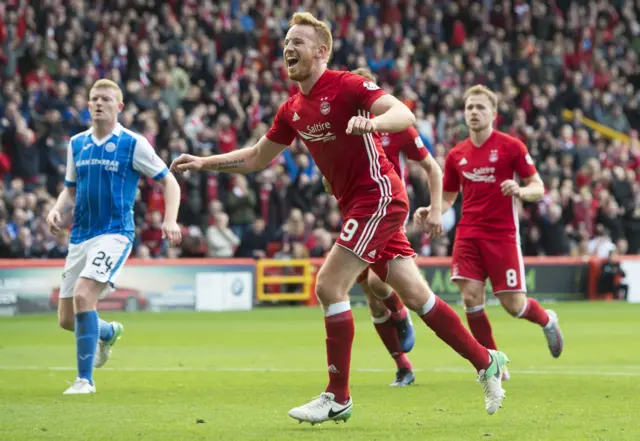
336, 197, 416, 283
451, 237, 526, 294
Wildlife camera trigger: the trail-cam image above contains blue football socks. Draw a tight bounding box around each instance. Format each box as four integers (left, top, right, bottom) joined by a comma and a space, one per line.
75, 311, 99, 385
99, 318, 114, 342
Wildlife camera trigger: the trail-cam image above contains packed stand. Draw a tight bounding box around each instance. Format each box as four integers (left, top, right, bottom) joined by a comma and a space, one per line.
1, 0, 640, 261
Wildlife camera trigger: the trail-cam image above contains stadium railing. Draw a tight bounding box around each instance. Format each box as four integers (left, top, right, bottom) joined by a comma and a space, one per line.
561, 109, 630, 144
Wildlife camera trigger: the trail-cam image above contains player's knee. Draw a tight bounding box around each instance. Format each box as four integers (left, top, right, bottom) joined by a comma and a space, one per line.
499, 293, 526, 317
402, 295, 427, 312
315, 273, 346, 304
460, 284, 485, 308
397, 283, 431, 312
73, 278, 104, 311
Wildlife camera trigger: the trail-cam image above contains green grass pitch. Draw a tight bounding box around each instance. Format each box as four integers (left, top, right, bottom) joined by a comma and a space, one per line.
1, 302, 639, 441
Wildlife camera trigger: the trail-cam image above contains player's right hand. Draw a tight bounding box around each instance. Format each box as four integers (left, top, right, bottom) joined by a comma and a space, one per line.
46, 209, 62, 234
170, 154, 204, 173
346, 115, 377, 135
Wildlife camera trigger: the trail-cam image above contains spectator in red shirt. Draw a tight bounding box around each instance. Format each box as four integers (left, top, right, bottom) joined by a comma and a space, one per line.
216, 113, 238, 154
141, 210, 165, 258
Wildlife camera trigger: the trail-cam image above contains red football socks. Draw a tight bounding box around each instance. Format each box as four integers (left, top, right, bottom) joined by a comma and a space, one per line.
373, 317, 412, 370
466, 307, 498, 350
382, 291, 407, 320
519, 298, 550, 327
324, 307, 355, 404
421, 296, 491, 372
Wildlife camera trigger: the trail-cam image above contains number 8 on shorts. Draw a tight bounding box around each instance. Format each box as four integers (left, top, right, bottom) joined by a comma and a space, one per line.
505, 269, 518, 288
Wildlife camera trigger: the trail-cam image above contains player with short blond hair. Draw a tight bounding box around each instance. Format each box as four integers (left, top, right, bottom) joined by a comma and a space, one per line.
47, 79, 182, 395
322, 67, 445, 388
172, 13, 510, 424
416, 85, 564, 375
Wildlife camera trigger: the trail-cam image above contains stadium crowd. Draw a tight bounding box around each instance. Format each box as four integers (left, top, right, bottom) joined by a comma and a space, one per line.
1, 0, 640, 261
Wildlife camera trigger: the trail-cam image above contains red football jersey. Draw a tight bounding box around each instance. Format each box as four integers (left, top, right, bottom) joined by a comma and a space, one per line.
381, 126, 429, 185
443, 130, 537, 240
265, 69, 406, 211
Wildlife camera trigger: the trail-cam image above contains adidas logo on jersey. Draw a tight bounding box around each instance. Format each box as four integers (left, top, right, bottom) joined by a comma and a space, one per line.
368, 250, 377, 258
293, 112, 300, 121
459, 158, 468, 166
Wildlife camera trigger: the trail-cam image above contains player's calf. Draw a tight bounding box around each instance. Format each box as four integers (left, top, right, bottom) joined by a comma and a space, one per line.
313, 246, 367, 407
498, 292, 529, 317
501, 292, 550, 327
459, 279, 500, 356
57, 298, 75, 331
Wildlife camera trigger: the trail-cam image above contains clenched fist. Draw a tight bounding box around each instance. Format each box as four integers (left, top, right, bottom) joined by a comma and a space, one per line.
346, 115, 377, 135
500, 179, 521, 198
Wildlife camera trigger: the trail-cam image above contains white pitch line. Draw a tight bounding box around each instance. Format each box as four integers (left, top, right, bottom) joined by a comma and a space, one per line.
0, 366, 639, 377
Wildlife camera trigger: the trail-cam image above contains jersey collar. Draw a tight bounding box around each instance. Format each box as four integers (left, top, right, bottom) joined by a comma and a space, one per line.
88, 123, 122, 146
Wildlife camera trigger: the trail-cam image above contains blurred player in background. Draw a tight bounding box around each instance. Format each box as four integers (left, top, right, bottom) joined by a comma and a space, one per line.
320, 67, 444, 388
415, 85, 564, 379
171, 13, 509, 424
46, 79, 182, 395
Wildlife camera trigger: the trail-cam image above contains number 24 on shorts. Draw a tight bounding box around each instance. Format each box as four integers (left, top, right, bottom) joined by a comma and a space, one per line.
92, 251, 114, 276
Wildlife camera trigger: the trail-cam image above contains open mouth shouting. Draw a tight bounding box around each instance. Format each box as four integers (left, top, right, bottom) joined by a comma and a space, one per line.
286, 55, 299, 68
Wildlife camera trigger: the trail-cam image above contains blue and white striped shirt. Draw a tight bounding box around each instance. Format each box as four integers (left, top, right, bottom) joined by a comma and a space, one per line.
64, 124, 168, 244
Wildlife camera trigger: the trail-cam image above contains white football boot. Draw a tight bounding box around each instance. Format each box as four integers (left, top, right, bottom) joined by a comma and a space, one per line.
288, 392, 353, 425
63, 377, 96, 395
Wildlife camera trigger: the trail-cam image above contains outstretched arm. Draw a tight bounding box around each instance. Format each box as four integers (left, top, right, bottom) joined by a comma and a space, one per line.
170, 136, 288, 174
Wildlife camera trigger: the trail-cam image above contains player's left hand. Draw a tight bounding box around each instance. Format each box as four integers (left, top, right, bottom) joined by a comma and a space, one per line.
162, 220, 182, 246
346, 115, 377, 135
501, 179, 522, 198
